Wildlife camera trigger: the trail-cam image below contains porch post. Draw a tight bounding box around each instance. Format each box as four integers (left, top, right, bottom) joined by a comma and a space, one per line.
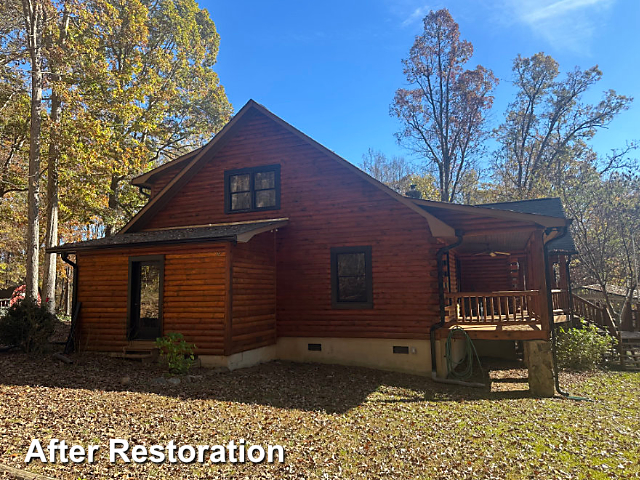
526, 229, 555, 397
529, 229, 551, 333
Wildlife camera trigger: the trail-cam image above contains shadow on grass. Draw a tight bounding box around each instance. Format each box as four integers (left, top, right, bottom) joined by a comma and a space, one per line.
0, 352, 534, 414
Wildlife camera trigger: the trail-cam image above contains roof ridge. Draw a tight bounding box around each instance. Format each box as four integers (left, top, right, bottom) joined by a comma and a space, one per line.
479, 197, 561, 206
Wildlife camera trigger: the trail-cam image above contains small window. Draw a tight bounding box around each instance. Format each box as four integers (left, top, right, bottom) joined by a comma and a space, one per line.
331, 246, 373, 309
224, 165, 280, 213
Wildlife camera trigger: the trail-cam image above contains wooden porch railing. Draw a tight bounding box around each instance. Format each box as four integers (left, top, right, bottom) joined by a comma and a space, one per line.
572, 294, 618, 338
445, 290, 544, 325
551, 289, 570, 314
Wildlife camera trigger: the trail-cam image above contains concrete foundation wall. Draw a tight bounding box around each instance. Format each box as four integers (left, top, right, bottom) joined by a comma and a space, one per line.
199, 345, 276, 370
201, 337, 433, 375
434, 338, 466, 378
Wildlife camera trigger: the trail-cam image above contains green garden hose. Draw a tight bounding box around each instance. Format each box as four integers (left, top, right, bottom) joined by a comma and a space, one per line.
445, 327, 483, 380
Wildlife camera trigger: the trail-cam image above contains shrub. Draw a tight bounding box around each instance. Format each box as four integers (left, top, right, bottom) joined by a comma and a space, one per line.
155, 332, 196, 374
0, 299, 56, 353
556, 320, 614, 370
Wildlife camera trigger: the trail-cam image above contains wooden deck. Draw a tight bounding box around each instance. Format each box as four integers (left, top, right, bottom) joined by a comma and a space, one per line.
435, 313, 569, 341
435, 322, 549, 340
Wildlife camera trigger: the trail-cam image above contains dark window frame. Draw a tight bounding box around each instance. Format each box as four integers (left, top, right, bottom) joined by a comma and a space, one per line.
330, 246, 373, 309
224, 164, 281, 214
127, 255, 164, 341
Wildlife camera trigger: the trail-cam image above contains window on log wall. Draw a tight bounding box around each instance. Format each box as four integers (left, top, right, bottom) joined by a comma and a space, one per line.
330, 246, 373, 309
224, 164, 281, 213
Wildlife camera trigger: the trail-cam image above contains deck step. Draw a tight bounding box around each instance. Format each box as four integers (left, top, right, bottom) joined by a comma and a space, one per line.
111, 346, 159, 361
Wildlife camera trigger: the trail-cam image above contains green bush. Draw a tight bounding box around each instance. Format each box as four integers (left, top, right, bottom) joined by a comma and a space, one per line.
155, 332, 196, 374
556, 320, 614, 370
0, 299, 56, 353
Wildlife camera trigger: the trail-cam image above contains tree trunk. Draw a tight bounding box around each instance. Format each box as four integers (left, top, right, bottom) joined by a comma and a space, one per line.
105, 174, 120, 237
619, 284, 637, 331
22, 0, 45, 302
42, 138, 59, 312
42, 7, 70, 313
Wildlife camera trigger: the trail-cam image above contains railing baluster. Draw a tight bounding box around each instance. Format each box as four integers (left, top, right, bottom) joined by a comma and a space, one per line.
482, 297, 487, 322
490, 297, 495, 321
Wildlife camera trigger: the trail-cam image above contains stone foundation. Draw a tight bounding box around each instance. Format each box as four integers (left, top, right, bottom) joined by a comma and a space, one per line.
523, 340, 555, 397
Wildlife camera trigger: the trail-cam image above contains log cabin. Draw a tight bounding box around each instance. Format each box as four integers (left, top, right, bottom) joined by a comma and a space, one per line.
50, 100, 577, 395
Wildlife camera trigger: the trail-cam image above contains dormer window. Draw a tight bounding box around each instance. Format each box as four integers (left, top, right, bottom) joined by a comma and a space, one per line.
224, 164, 281, 213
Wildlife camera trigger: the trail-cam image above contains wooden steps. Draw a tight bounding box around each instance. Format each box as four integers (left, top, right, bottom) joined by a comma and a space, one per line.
620, 333, 640, 371
110, 342, 159, 362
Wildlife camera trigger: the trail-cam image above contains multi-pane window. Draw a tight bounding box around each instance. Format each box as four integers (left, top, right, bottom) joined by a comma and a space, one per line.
331, 246, 373, 309
225, 165, 280, 213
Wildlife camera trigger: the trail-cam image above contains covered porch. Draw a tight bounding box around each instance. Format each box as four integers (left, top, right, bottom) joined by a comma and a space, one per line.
414, 199, 573, 343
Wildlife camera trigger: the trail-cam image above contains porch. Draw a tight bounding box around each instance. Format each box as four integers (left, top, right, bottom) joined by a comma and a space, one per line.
436, 290, 551, 341
413, 199, 573, 344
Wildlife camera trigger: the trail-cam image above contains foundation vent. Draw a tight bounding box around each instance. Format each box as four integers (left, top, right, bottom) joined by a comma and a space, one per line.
393, 346, 409, 354
308, 343, 322, 351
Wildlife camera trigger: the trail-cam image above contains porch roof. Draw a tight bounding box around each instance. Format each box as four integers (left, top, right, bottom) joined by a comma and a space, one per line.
410, 198, 569, 255
478, 198, 577, 255
48, 218, 289, 253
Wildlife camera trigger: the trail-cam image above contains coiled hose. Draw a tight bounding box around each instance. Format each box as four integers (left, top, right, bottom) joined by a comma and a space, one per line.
445, 326, 483, 380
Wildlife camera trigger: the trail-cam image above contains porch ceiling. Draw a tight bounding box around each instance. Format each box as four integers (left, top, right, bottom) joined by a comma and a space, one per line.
453, 230, 533, 255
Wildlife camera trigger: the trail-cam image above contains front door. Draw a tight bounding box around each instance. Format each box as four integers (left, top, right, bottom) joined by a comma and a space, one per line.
128, 256, 163, 340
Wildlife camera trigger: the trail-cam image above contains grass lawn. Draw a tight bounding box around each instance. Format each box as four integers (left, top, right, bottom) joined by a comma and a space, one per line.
0, 353, 638, 479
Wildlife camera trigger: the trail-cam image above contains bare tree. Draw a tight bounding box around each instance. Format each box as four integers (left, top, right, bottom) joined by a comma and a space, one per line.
391, 8, 497, 203
493, 53, 632, 199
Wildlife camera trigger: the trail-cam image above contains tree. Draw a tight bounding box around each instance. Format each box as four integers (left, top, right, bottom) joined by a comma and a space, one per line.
42, 4, 70, 312
21, 0, 46, 302
492, 53, 632, 199
560, 165, 639, 325
391, 8, 497, 203
0, 0, 231, 310
73, 0, 232, 236
361, 148, 438, 199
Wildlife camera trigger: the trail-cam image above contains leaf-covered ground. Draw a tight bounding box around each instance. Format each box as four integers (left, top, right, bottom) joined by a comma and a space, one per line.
0, 353, 638, 479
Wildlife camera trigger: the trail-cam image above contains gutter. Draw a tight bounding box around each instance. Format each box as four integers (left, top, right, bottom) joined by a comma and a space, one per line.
429, 229, 484, 387
60, 253, 77, 312
60, 253, 79, 354
47, 235, 238, 255
138, 186, 150, 199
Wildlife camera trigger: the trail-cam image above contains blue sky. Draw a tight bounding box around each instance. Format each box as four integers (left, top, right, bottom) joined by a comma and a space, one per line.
206, 0, 639, 170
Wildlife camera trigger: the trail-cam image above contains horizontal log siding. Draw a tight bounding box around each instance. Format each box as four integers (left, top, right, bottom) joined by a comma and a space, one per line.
458, 256, 511, 293
149, 162, 184, 198
142, 109, 441, 339
231, 233, 277, 354
75, 243, 228, 354
448, 250, 458, 293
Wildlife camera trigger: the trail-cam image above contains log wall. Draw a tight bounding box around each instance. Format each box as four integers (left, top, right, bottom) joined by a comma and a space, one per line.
75, 243, 228, 354
231, 233, 277, 353
141, 108, 442, 340
458, 255, 511, 292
